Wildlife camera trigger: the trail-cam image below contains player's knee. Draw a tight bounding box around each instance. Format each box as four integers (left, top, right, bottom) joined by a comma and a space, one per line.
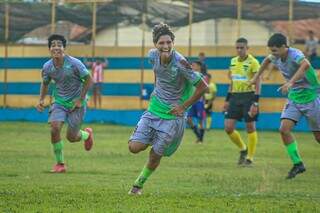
128, 142, 141, 154
314, 135, 320, 143
279, 126, 290, 135
148, 157, 160, 169
224, 126, 234, 134
51, 126, 60, 137
246, 126, 256, 133
66, 133, 78, 142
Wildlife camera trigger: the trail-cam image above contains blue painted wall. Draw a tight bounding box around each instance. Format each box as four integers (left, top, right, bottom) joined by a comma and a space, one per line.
0, 82, 287, 98
0, 108, 311, 132
1, 56, 319, 69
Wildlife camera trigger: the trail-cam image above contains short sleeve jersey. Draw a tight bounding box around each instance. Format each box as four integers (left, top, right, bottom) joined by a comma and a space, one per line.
42, 55, 90, 109
204, 82, 217, 101
268, 47, 320, 103
147, 49, 202, 119
229, 54, 260, 93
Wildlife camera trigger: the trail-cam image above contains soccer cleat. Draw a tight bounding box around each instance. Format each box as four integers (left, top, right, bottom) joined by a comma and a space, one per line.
128, 186, 142, 195
51, 163, 66, 173
238, 149, 248, 165
194, 139, 202, 144
243, 159, 253, 167
84, 127, 94, 151
286, 162, 306, 179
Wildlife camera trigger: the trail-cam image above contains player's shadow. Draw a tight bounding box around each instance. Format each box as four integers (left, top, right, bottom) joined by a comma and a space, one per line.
0, 173, 19, 177
42, 170, 106, 175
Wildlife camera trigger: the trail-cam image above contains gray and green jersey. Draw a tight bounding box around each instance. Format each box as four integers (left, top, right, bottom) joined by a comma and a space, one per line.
42, 55, 90, 109
268, 47, 320, 104
147, 49, 202, 119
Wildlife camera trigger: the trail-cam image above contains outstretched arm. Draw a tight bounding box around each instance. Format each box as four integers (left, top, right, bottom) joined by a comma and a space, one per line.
278, 59, 310, 94
250, 57, 271, 85
248, 73, 261, 118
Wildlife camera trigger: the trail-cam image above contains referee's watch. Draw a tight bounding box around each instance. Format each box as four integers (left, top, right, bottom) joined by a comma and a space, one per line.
252, 102, 259, 107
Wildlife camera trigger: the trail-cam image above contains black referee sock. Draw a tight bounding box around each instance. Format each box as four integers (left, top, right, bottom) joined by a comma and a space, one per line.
199, 128, 205, 142
192, 126, 201, 139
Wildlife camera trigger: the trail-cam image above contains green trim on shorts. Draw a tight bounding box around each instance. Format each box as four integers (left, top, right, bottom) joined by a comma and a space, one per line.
163, 138, 181, 157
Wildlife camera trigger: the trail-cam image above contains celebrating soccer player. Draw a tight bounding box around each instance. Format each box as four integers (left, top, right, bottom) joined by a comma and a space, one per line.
36, 34, 94, 173
250, 33, 320, 179
127, 23, 207, 195
224, 38, 261, 166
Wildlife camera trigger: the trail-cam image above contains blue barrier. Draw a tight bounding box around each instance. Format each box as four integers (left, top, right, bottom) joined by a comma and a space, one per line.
0, 108, 311, 132
0, 57, 231, 69
0, 56, 319, 70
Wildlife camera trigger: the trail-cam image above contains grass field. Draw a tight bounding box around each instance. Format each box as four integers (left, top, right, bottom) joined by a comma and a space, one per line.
0, 122, 320, 212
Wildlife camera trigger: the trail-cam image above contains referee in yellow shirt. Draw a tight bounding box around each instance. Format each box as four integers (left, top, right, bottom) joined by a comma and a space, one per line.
224, 37, 261, 166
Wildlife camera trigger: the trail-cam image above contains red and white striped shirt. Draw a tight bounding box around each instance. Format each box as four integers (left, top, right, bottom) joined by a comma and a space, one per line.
92, 62, 104, 83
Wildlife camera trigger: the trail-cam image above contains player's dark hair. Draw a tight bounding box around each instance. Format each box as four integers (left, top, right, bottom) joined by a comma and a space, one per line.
192, 60, 203, 67
236, 37, 248, 44
152, 23, 175, 44
199, 52, 205, 57
48, 34, 67, 48
267, 33, 287, 48
192, 60, 207, 74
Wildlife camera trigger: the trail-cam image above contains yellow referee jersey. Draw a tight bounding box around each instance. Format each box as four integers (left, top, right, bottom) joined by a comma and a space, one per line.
229, 54, 260, 93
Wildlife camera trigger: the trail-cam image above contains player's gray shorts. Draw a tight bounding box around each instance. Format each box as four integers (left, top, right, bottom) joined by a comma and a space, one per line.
281, 96, 320, 131
129, 111, 186, 157
48, 103, 86, 132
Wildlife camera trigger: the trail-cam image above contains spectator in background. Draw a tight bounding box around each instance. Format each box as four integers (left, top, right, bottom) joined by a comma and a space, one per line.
198, 52, 208, 75
86, 58, 108, 109
305, 30, 318, 68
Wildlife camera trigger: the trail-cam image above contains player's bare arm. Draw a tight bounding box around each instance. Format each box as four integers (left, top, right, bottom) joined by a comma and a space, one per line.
36, 81, 49, 112
249, 74, 261, 118
223, 70, 232, 112
170, 78, 207, 117
250, 57, 271, 85
74, 74, 93, 109
278, 59, 310, 94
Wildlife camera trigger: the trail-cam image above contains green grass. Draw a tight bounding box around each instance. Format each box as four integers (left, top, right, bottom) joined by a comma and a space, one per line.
0, 122, 320, 212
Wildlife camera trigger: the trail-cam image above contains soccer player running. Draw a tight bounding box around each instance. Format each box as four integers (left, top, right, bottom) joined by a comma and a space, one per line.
187, 61, 206, 143
224, 38, 261, 166
36, 34, 94, 173
128, 23, 207, 195
250, 33, 320, 179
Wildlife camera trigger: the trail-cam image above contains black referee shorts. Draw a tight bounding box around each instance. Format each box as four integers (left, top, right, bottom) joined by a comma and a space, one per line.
224, 92, 258, 122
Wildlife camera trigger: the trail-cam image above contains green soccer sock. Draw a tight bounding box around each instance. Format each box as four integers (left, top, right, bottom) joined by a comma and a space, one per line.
286, 140, 302, 164
80, 130, 89, 141
52, 140, 64, 164
133, 166, 154, 188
